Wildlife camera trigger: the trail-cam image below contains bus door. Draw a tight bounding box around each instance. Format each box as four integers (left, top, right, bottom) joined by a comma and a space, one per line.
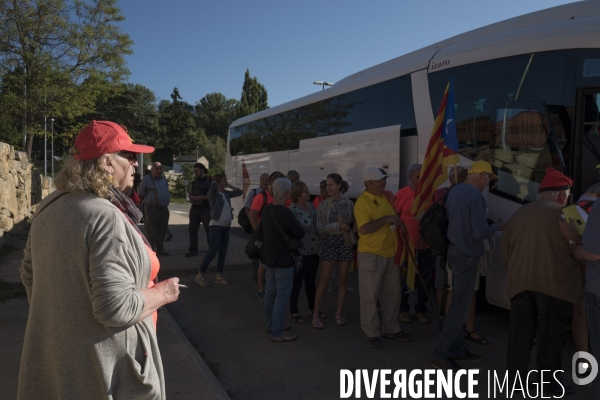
573, 89, 600, 199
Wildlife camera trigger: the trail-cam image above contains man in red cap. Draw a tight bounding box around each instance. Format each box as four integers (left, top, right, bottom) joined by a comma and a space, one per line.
502, 167, 580, 395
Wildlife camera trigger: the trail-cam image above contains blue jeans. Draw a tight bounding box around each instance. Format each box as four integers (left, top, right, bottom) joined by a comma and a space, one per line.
199, 226, 230, 274
265, 266, 294, 339
586, 292, 600, 399
433, 245, 479, 361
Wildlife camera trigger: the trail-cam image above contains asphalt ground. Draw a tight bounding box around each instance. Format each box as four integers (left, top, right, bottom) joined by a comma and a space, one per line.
160, 203, 594, 400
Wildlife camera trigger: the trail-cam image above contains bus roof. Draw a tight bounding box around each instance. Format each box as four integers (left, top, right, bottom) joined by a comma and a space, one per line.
231, 1, 600, 128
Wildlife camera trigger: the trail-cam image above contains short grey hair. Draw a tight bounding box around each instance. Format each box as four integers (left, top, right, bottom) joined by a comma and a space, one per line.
272, 177, 292, 200
407, 163, 422, 177
287, 170, 300, 180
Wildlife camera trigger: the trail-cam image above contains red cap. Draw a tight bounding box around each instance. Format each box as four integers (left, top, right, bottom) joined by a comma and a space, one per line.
73, 120, 154, 160
538, 167, 573, 192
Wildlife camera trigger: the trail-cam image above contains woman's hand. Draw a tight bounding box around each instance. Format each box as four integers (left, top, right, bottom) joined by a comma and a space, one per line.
153, 277, 180, 305
559, 217, 582, 244
352, 223, 358, 233
339, 222, 351, 232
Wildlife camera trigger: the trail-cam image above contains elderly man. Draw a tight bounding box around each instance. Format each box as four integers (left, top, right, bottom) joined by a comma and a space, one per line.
138, 162, 171, 256
245, 173, 270, 281
502, 167, 581, 395
355, 167, 411, 349
431, 160, 504, 370
395, 163, 435, 324
186, 163, 211, 257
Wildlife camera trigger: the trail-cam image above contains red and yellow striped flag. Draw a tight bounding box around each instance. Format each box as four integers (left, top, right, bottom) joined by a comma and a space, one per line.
411, 79, 460, 219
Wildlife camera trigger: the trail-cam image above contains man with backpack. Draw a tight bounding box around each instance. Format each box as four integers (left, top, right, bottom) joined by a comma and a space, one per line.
243, 173, 270, 282
249, 171, 285, 301
430, 160, 505, 371
186, 163, 211, 257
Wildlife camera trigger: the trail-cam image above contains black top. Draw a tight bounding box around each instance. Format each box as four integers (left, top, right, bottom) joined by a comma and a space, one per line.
260, 204, 305, 268
190, 175, 212, 208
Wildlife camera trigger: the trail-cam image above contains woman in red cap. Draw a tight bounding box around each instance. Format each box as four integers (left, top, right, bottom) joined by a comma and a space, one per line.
18, 121, 179, 399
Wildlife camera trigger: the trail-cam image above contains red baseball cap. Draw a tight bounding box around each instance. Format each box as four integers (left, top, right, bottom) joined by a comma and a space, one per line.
73, 120, 155, 160
538, 167, 573, 192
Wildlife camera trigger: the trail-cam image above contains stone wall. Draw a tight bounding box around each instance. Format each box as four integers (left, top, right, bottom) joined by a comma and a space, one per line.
0, 142, 53, 249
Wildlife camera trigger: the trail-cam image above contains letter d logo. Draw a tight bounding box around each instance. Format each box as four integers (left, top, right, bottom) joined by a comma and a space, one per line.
572, 351, 598, 385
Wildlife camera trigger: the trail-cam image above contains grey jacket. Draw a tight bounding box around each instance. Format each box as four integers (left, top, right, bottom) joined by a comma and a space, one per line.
207, 181, 243, 221
19, 190, 165, 399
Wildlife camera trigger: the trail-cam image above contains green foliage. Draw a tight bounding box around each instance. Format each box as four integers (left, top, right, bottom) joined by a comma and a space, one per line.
0, 0, 133, 156
237, 69, 269, 119
195, 92, 238, 139
154, 87, 198, 165
198, 129, 226, 175
169, 163, 195, 200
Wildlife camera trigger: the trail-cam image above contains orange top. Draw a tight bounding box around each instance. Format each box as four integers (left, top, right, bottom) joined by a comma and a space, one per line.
144, 244, 160, 331
394, 186, 424, 249
313, 196, 322, 209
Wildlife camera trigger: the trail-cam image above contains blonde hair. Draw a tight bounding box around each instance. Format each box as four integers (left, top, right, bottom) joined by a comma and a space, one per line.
54, 146, 115, 198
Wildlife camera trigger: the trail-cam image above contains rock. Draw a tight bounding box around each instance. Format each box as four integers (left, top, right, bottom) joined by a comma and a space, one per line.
488, 149, 516, 164
505, 163, 533, 184
516, 153, 541, 170
14, 151, 28, 163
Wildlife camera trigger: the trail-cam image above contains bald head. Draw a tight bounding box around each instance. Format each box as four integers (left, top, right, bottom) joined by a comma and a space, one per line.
151, 162, 163, 177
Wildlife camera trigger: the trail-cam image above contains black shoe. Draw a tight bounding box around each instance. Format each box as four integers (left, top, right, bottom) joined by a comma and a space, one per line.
165, 232, 173, 242
185, 251, 197, 257
367, 337, 383, 348
453, 349, 482, 363
431, 358, 460, 371
383, 331, 412, 342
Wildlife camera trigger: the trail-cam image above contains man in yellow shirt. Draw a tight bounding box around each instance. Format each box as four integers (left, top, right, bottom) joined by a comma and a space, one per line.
355, 167, 412, 348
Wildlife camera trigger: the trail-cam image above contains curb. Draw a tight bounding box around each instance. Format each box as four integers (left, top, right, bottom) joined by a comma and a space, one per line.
161, 308, 230, 400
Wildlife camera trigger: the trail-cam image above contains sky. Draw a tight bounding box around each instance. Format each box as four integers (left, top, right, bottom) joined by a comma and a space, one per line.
117, 0, 581, 109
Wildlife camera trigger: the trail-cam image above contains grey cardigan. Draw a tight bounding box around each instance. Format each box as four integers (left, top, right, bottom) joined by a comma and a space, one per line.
18, 190, 165, 400
207, 181, 243, 221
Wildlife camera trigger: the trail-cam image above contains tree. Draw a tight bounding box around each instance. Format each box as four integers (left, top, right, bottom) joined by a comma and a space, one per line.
198, 129, 226, 175
154, 87, 197, 165
89, 83, 159, 145
237, 69, 268, 119
194, 92, 237, 139
0, 0, 133, 157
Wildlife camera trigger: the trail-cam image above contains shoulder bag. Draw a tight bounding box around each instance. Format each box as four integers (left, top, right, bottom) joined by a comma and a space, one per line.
270, 205, 303, 271
244, 221, 263, 259
327, 198, 358, 247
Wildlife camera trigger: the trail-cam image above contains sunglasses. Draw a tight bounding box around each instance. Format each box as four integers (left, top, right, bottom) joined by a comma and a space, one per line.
117, 152, 138, 164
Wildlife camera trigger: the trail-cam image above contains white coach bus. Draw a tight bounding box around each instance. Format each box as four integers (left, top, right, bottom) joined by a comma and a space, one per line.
225, 1, 600, 309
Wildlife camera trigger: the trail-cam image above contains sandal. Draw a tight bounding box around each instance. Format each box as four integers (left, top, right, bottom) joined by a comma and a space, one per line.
312, 318, 324, 329
335, 315, 347, 326
464, 329, 488, 345
310, 310, 327, 319
291, 314, 305, 324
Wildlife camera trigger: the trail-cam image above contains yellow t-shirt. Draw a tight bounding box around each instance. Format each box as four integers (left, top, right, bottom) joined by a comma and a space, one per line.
355, 191, 398, 257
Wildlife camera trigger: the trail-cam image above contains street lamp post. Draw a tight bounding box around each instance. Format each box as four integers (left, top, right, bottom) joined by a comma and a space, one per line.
313, 81, 334, 90
51, 118, 54, 179
44, 116, 47, 177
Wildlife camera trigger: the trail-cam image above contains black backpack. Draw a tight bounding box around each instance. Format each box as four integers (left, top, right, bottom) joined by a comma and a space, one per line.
419, 186, 453, 257
237, 189, 257, 234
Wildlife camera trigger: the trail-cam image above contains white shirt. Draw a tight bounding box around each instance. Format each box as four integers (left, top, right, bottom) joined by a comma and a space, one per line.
210, 192, 232, 227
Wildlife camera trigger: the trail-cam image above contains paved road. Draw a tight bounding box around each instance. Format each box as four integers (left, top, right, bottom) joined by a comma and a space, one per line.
160, 203, 592, 399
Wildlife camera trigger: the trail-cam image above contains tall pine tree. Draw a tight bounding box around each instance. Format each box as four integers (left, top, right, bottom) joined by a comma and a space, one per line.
237, 69, 268, 118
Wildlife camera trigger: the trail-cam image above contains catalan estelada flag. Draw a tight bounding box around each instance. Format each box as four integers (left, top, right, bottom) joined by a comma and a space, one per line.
395, 229, 416, 290
411, 79, 460, 219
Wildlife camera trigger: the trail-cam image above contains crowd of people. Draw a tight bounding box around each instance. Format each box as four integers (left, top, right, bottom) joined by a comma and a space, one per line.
17, 118, 600, 398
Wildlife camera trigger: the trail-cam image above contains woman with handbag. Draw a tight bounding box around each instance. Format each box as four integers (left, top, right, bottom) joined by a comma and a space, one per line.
259, 177, 305, 342
288, 181, 321, 324
313, 173, 358, 329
